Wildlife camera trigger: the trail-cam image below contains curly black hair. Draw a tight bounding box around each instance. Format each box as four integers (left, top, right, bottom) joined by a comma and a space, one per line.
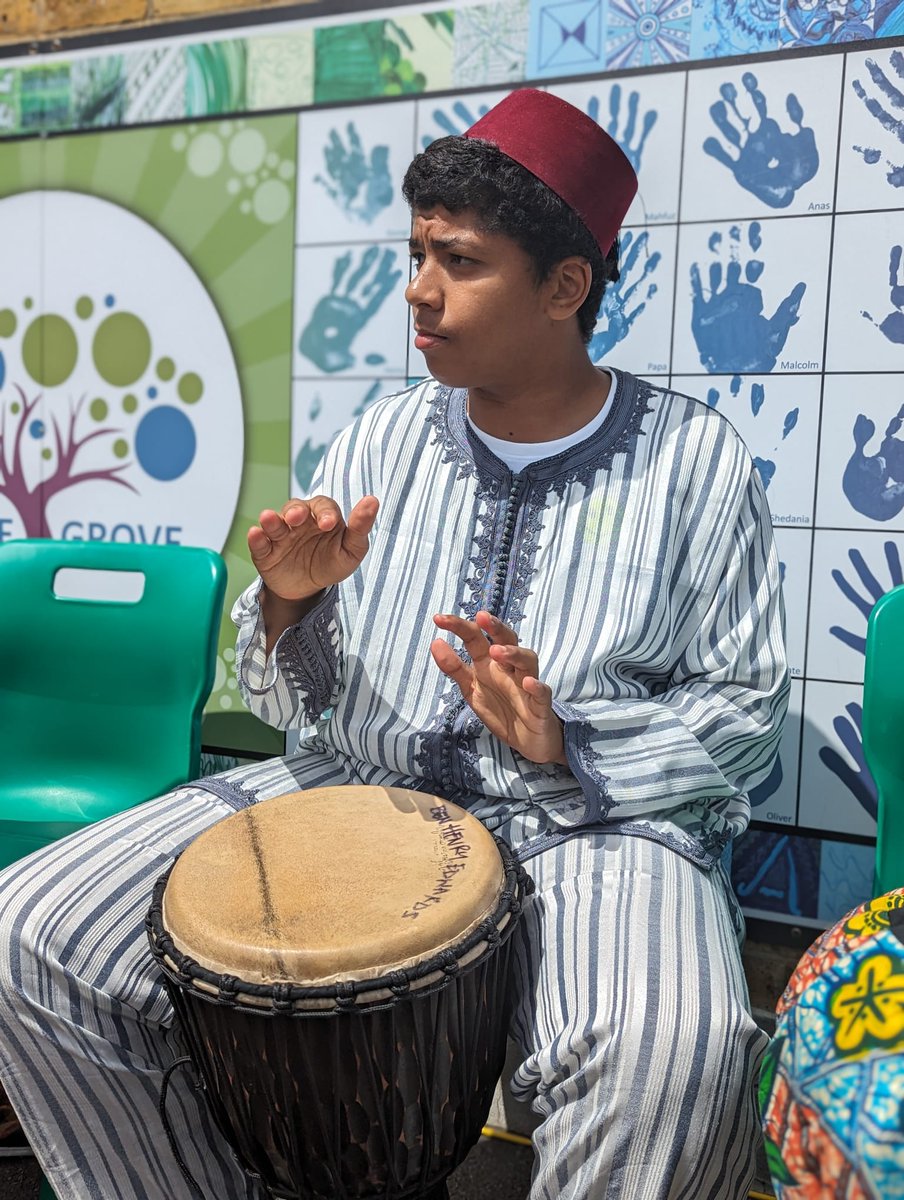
401, 135, 620, 344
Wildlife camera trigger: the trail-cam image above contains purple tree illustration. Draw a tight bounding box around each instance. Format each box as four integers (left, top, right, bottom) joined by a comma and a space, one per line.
0, 297, 204, 537
0, 387, 138, 536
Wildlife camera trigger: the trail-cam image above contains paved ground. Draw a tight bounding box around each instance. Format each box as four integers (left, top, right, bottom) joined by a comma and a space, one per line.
0, 1137, 535, 1199
0, 1132, 774, 1199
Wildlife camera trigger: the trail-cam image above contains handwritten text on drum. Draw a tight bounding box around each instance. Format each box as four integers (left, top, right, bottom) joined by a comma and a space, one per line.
402, 805, 472, 920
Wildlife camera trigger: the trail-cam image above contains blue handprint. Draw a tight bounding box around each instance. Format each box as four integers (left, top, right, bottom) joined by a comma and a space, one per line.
829, 541, 902, 655
588, 230, 660, 361
299, 247, 403, 373
421, 100, 491, 149
314, 122, 394, 224
586, 85, 657, 173
294, 381, 383, 492
704, 375, 798, 491
862, 243, 904, 345
852, 52, 904, 188
843, 405, 904, 522
690, 224, 806, 373
703, 72, 819, 207
749, 752, 784, 808
818, 702, 878, 821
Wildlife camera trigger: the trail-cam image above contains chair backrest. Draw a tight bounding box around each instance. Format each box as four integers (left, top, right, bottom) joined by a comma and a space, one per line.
0, 538, 227, 824
862, 583, 904, 896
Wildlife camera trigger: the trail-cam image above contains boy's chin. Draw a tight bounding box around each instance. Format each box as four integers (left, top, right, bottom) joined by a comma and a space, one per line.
424, 362, 474, 388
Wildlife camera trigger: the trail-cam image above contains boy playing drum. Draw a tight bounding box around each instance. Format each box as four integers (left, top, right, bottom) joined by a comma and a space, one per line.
0, 89, 787, 1199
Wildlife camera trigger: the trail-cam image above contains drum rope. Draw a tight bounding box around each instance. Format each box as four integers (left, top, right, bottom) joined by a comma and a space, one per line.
158, 1057, 209, 1200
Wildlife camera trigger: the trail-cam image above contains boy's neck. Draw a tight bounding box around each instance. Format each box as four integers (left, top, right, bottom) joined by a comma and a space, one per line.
467, 354, 610, 444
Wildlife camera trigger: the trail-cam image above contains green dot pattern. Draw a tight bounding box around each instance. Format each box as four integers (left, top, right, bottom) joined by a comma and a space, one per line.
156, 357, 176, 381
75, 296, 94, 320
122, 394, 138, 414
113, 439, 129, 459
178, 372, 204, 404
93, 312, 152, 387
22, 315, 78, 387
89, 398, 108, 421
0, 310, 17, 338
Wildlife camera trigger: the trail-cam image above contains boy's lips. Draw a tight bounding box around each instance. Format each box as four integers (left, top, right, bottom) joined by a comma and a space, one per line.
414, 327, 447, 351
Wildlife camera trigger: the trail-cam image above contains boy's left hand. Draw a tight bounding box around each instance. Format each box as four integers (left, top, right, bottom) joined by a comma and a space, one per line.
431, 611, 567, 766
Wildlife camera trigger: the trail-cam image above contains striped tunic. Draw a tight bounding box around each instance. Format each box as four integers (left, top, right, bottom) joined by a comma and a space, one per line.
235, 368, 789, 868
0, 368, 779, 1199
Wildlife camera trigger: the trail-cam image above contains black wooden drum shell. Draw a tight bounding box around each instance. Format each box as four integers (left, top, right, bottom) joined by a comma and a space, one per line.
147, 832, 530, 1200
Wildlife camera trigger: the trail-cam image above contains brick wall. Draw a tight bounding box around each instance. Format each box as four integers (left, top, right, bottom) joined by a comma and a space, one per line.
0, 0, 319, 47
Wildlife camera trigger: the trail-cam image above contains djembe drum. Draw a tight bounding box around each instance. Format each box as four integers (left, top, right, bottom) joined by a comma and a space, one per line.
759, 887, 904, 1197
146, 786, 531, 1200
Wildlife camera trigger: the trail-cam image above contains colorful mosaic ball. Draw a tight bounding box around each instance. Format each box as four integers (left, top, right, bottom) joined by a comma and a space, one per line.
760, 889, 904, 1198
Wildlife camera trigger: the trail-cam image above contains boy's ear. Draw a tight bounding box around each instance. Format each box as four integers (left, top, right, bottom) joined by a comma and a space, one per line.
546, 257, 592, 323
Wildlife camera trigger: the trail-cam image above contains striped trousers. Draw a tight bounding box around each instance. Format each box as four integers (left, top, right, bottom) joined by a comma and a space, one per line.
0, 753, 767, 1199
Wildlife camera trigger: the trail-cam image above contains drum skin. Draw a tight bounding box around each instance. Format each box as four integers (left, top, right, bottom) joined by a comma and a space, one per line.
146, 787, 531, 1200
759, 888, 904, 1199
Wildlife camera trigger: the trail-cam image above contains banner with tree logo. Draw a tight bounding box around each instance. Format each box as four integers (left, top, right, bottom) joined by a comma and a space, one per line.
0, 116, 297, 753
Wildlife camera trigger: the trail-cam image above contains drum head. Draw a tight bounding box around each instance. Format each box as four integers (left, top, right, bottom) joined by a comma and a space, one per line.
162, 786, 505, 988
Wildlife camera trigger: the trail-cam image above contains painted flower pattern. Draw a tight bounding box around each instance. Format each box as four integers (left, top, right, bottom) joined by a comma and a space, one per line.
829, 953, 904, 1054
843, 890, 904, 938
762, 889, 904, 1197
778, 888, 904, 1016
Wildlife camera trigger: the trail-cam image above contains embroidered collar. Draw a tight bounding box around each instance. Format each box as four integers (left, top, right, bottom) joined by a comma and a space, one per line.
429, 367, 655, 491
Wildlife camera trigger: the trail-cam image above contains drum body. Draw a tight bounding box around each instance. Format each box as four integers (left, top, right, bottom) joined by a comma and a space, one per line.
146, 786, 531, 1200
759, 888, 904, 1199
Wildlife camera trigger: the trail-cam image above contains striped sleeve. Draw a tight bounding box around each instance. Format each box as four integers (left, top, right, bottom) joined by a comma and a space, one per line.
231, 440, 349, 731
555, 465, 790, 820
232, 582, 342, 730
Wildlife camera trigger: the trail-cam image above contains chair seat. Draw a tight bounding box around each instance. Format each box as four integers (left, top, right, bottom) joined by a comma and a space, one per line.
0, 775, 176, 822
0, 778, 180, 872
0, 817, 92, 873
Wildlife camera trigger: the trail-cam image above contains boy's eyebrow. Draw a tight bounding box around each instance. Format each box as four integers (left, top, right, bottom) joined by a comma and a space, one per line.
408, 234, 481, 252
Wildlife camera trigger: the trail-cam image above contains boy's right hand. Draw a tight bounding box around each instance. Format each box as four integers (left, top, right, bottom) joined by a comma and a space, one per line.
248, 495, 380, 602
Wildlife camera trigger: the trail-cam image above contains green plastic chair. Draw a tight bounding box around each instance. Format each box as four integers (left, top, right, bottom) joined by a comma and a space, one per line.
0, 539, 226, 1200
0, 538, 226, 870
862, 582, 904, 896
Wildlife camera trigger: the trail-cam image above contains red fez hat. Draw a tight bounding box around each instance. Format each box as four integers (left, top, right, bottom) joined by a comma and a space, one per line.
464, 88, 637, 255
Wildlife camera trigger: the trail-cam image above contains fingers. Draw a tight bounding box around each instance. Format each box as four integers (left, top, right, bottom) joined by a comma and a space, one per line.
703, 135, 736, 170
488, 642, 541, 680
474, 610, 518, 645
521, 675, 554, 707
690, 262, 703, 302
709, 100, 741, 148
433, 613, 492, 663
250, 495, 378, 566
247, 524, 272, 559
434, 610, 522, 655
294, 496, 343, 531
346, 495, 380, 536
435, 611, 544, 688
743, 72, 767, 122
430, 638, 473, 698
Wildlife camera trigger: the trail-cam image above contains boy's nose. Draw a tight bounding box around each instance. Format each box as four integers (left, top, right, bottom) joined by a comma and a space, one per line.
405, 264, 440, 309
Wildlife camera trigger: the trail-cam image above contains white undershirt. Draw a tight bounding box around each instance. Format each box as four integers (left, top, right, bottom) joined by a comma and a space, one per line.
467, 370, 617, 473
